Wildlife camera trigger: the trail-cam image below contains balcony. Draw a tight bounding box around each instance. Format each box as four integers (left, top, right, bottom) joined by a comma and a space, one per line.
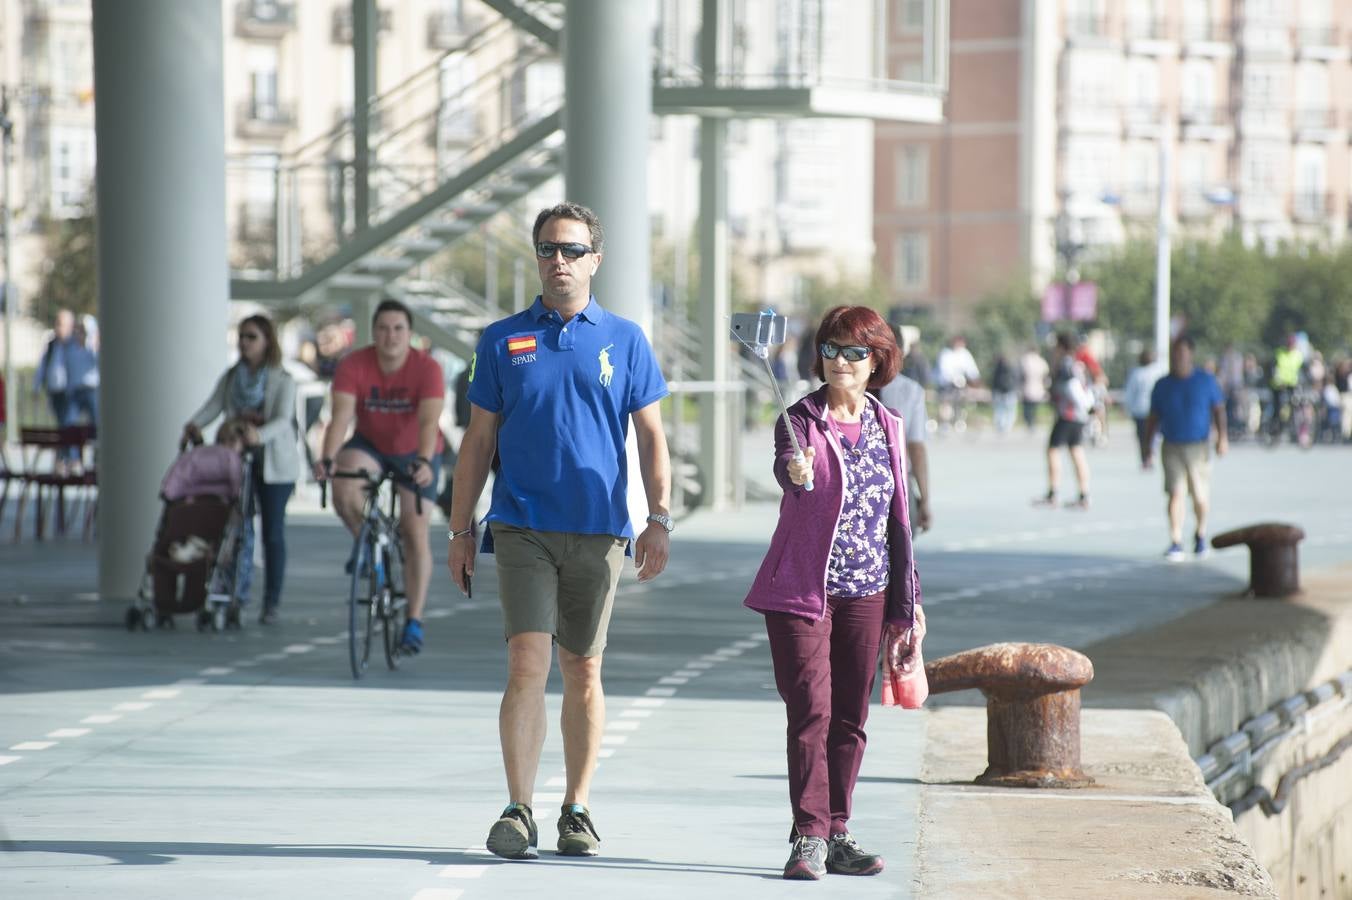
1179, 20, 1234, 55
1125, 16, 1175, 54
1065, 15, 1114, 47
332, 6, 393, 44
235, 99, 296, 138
1295, 25, 1346, 59
1294, 107, 1340, 141
1122, 103, 1166, 137
427, 10, 481, 50
1179, 105, 1233, 140
234, 0, 294, 40
1291, 192, 1333, 223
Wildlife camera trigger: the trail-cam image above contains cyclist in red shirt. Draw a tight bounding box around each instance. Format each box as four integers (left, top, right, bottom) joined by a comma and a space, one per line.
314, 299, 445, 653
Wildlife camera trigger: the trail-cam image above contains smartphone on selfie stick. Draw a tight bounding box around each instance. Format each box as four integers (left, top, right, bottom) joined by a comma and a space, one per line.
729, 310, 813, 492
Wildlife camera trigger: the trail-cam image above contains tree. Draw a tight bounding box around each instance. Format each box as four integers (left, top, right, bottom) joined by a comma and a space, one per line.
32, 201, 97, 324
968, 277, 1042, 369
1170, 235, 1273, 351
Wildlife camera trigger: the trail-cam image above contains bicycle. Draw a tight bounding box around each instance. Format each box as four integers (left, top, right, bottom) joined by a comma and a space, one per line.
321, 468, 422, 679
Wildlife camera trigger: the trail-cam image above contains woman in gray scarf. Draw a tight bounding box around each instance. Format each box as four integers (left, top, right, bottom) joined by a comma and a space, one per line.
183, 315, 299, 624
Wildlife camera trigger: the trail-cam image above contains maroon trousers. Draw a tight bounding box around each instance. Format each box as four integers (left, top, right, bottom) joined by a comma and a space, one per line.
764, 591, 885, 839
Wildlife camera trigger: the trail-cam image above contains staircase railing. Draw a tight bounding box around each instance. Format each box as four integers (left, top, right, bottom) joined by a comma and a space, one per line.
227, 14, 558, 283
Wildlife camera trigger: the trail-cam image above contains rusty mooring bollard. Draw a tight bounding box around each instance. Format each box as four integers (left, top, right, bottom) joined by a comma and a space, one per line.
1211, 523, 1305, 598
926, 643, 1094, 788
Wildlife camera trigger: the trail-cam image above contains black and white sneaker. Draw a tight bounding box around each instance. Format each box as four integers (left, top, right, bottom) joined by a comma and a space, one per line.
783, 834, 828, 880
826, 832, 885, 876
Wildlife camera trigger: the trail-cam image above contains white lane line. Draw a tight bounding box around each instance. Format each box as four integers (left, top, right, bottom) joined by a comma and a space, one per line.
113, 702, 152, 712
732, 640, 759, 650
545, 776, 567, 787
658, 676, 688, 685
10, 742, 56, 751
673, 669, 703, 678
283, 644, 314, 654
437, 865, 489, 879
81, 715, 121, 725
46, 728, 90, 739
233, 660, 258, 668
412, 889, 464, 900
620, 709, 653, 719
597, 748, 616, 758
632, 698, 666, 708
713, 648, 743, 658
199, 667, 234, 676
142, 689, 181, 700
256, 653, 288, 662
0, 756, 20, 765
600, 735, 627, 746
607, 720, 640, 732
685, 661, 714, 669
311, 636, 343, 645
645, 687, 677, 697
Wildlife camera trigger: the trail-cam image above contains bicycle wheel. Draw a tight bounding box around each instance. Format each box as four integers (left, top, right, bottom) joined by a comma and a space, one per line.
382, 537, 408, 670
348, 526, 378, 679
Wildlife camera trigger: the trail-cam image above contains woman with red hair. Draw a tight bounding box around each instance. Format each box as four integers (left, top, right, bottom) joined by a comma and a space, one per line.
744, 305, 925, 880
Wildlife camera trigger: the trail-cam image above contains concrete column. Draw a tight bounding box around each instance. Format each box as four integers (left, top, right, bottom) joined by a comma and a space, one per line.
697, 117, 730, 511
352, 0, 376, 233
562, 0, 654, 334
92, 0, 228, 600
696, 0, 731, 510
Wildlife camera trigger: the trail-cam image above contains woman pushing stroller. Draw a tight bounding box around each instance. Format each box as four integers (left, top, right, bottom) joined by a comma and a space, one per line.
183, 314, 299, 624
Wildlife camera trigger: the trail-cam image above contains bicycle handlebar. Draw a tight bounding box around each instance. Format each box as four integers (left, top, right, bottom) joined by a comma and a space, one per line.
322, 467, 424, 516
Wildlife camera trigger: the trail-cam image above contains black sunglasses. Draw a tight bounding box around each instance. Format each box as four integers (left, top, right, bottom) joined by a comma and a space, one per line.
820, 342, 872, 362
535, 241, 593, 260
239, 332, 262, 342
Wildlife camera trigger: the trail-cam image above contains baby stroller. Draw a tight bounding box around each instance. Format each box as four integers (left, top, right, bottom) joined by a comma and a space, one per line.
124, 440, 256, 632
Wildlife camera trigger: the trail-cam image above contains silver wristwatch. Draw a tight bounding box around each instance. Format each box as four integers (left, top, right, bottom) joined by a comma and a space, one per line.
646, 513, 674, 534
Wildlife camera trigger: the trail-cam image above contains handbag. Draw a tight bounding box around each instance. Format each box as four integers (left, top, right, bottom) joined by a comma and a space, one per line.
881, 624, 928, 709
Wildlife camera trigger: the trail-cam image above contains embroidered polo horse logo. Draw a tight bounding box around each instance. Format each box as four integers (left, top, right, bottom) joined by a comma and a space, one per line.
598, 344, 615, 387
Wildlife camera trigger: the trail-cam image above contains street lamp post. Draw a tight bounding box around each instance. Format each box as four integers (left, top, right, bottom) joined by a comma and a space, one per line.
1, 87, 16, 447
1154, 136, 1172, 362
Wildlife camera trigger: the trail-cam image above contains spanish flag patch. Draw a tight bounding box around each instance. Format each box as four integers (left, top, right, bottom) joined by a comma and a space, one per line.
507, 334, 537, 356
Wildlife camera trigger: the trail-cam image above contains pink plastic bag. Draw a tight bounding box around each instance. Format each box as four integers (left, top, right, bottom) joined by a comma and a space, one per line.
881, 616, 928, 709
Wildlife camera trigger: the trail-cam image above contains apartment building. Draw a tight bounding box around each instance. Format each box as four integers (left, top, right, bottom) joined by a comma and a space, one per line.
875, 0, 1352, 326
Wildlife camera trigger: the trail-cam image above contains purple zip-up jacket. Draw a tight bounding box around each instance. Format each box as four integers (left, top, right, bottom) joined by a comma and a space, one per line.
744, 386, 922, 626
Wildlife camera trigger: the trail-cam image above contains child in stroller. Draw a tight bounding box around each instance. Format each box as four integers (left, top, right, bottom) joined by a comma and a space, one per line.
125, 420, 257, 631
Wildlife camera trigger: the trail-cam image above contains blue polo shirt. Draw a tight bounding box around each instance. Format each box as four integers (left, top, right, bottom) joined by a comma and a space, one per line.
1150, 369, 1223, 443
468, 295, 668, 544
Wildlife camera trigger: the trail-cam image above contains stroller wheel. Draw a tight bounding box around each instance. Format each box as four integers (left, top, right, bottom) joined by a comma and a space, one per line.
156, 613, 175, 629
125, 607, 142, 632
212, 605, 227, 632
196, 609, 212, 632
225, 605, 242, 630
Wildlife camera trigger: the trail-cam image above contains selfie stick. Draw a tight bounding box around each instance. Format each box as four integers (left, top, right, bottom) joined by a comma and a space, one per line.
730, 309, 813, 492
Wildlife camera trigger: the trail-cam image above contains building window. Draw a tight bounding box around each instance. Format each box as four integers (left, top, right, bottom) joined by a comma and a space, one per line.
894, 145, 928, 208
897, 0, 925, 34
1180, 60, 1215, 120
894, 231, 929, 291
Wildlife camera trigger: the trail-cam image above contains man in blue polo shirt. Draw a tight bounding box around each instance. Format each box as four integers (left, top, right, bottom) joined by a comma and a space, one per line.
446, 202, 672, 861
1145, 335, 1227, 561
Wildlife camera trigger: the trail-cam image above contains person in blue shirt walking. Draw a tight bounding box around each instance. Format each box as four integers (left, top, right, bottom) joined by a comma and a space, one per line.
446, 202, 672, 861
1145, 335, 1228, 561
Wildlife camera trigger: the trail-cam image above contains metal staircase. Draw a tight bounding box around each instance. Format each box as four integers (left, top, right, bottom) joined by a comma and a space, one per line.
229, 10, 564, 318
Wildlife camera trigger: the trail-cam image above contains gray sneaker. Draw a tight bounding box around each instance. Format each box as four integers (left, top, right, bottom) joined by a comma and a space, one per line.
556, 803, 600, 857
783, 834, 828, 880
827, 832, 884, 875
486, 803, 538, 860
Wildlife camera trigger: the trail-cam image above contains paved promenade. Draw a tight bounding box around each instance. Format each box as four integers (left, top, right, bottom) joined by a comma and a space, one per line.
1, 430, 1348, 898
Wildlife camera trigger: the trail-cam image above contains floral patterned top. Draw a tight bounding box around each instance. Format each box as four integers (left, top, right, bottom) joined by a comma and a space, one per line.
825, 403, 896, 598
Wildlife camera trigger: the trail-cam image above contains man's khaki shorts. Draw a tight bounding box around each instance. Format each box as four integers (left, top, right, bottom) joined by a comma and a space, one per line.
1162, 441, 1211, 503
491, 523, 627, 657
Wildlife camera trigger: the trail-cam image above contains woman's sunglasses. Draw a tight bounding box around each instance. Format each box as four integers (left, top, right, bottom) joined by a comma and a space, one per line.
535, 241, 594, 260
820, 342, 872, 362
239, 332, 262, 342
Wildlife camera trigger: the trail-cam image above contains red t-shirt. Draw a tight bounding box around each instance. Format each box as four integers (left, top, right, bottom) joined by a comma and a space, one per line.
333, 346, 445, 456
1074, 347, 1104, 381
